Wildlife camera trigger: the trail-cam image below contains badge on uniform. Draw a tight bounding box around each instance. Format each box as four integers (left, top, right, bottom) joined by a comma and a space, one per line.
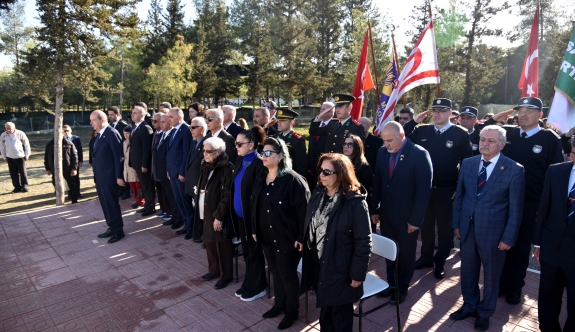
533, 145, 542, 153
472, 144, 478, 151
446, 140, 453, 148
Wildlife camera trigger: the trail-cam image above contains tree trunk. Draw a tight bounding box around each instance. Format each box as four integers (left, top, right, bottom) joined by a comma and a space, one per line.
54, 70, 65, 205
119, 61, 125, 115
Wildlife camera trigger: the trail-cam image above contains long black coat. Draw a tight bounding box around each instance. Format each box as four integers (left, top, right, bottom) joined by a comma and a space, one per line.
192, 153, 234, 242
301, 186, 372, 308
44, 138, 78, 174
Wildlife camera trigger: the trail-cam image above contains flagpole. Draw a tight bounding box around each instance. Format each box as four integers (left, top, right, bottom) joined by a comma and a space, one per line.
389, 25, 407, 108
428, 0, 442, 98
368, 20, 381, 120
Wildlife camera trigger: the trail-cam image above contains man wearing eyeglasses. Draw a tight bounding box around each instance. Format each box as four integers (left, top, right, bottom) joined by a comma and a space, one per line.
274, 108, 306, 177
403, 98, 472, 280
184, 117, 208, 241
63, 125, 84, 199
495, 97, 564, 305
205, 108, 238, 163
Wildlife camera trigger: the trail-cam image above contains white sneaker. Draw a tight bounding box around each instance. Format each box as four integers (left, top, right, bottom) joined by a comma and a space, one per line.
241, 289, 266, 302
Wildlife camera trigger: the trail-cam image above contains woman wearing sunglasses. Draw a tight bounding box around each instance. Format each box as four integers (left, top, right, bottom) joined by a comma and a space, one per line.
251, 137, 310, 330
231, 126, 268, 302
301, 153, 372, 331
342, 134, 375, 233
192, 137, 235, 290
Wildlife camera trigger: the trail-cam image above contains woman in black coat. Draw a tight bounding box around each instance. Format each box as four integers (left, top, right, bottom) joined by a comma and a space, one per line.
251, 137, 310, 330
231, 126, 268, 301
192, 137, 235, 290
302, 152, 372, 331
342, 134, 375, 232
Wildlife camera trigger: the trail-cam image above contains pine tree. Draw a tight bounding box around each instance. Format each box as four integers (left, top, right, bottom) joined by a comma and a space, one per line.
0, 1, 34, 67
141, 0, 166, 70
163, 0, 186, 48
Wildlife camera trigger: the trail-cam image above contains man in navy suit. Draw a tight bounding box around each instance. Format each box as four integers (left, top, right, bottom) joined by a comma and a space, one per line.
90, 110, 126, 243
129, 102, 156, 216
222, 105, 243, 139
167, 108, 193, 235
533, 140, 575, 332
184, 117, 207, 240
371, 121, 433, 304
450, 125, 525, 332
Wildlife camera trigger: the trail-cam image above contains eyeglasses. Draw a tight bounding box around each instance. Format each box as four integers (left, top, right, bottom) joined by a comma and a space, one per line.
190, 125, 201, 129
63, 130, 70, 132
318, 168, 337, 176
263, 105, 269, 109
517, 109, 538, 115
203, 149, 217, 154
261, 150, 279, 157
342, 142, 354, 148
235, 141, 251, 147
206, 117, 216, 122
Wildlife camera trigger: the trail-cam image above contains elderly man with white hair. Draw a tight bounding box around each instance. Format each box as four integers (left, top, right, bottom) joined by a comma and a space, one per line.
205, 108, 237, 163
1, 122, 31, 193
222, 105, 243, 138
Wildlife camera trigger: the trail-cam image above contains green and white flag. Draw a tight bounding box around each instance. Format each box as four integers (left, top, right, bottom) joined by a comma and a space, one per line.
548, 27, 575, 133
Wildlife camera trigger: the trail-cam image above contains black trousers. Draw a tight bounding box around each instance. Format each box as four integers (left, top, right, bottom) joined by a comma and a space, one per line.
538, 261, 575, 332
419, 186, 456, 268
237, 217, 267, 295
319, 303, 354, 332
7, 157, 28, 190
262, 244, 301, 314
499, 203, 538, 294
52, 172, 79, 203
135, 168, 156, 211
205, 240, 234, 281
96, 183, 124, 235
380, 218, 419, 292
155, 180, 171, 214
160, 178, 181, 222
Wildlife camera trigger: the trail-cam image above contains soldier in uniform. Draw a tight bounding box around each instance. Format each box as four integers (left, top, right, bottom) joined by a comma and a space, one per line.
497, 97, 564, 305
403, 98, 472, 279
274, 108, 307, 177
308, 94, 365, 154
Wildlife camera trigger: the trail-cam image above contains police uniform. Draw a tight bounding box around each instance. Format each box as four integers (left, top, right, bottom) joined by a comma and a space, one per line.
459, 107, 482, 156
497, 97, 564, 304
309, 94, 365, 154
403, 98, 472, 278
274, 108, 307, 177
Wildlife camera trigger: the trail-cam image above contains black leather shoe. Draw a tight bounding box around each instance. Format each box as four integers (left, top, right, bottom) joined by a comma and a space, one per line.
414, 258, 434, 270
201, 244, 206, 249
170, 221, 184, 229
97, 229, 113, 238
21, 187, 29, 192
278, 312, 298, 330
201, 273, 218, 281
162, 219, 175, 226
132, 203, 143, 209
377, 288, 394, 298
108, 233, 125, 243
506, 290, 521, 305
434, 266, 446, 280
135, 206, 146, 212
193, 237, 203, 243
214, 278, 232, 290
498, 287, 507, 297
391, 290, 408, 304
184, 234, 193, 240
11, 188, 22, 193
141, 209, 156, 217
474, 317, 489, 331
175, 228, 187, 235
262, 306, 285, 319
449, 308, 478, 321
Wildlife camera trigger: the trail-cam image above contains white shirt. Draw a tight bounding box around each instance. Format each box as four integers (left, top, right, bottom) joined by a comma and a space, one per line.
478, 153, 501, 180
320, 119, 332, 127
0, 130, 30, 159
435, 122, 452, 134
112, 120, 120, 128
160, 129, 172, 144
519, 125, 541, 138
132, 120, 144, 131
212, 128, 223, 138
224, 122, 232, 131
98, 124, 109, 136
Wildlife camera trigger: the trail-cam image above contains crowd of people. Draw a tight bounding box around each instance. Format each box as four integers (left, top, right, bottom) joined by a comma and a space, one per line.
3, 93, 573, 332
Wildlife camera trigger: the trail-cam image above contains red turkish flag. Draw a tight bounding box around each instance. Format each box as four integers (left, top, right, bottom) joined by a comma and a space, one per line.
351, 28, 375, 119
518, 9, 538, 97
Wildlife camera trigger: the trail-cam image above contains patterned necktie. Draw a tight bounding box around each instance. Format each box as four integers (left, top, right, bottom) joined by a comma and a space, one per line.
568, 182, 575, 221
93, 133, 101, 149
315, 122, 326, 142
389, 153, 397, 179
169, 129, 177, 147
477, 160, 492, 197
131, 125, 137, 137
521, 132, 528, 139
152, 132, 160, 149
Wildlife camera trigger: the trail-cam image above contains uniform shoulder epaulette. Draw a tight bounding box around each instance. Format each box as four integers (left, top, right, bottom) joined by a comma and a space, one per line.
351, 119, 362, 126
542, 127, 561, 139
292, 132, 302, 139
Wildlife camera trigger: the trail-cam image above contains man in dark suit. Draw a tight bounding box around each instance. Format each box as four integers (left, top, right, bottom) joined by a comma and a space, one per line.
450, 125, 525, 332
205, 108, 237, 163
129, 102, 156, 216
222, 105, 243, 138
89, 110, 126, 243
253, 107, 277, 137
358, 117, 383, 172
534, 142, 575, 332
44, 137, 80, 203
63, 124, 84, 198
167, 108, 193, 234
371, 121, 433, 304
184, 116, 207, 240
307, 102, 334, 189
156, 115, 182, 227
108, 106, 129, 198
151, 113, 173, 219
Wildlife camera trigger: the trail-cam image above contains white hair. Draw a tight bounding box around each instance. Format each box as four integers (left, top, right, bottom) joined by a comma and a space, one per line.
203, 136, 226, 151
206, 108, 223, 120
191, 116, 207, 131
480, 125, 506, 143
322, 101, 335, 108
222, 105, 236, 119
5, 122, 15, 128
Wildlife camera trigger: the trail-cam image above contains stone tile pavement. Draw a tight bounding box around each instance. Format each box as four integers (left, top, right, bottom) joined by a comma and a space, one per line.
0, 199, 567, 331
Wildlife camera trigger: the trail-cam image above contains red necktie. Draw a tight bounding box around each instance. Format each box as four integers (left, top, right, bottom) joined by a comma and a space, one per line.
389, 153, 396, 179
315, 122, 325, 142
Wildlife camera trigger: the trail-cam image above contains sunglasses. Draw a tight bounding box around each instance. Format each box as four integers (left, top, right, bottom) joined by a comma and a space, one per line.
190, 125, 201, 129
235, 141, 251, 147
261, 150, 279, 157
206, 117, 215, 122
203, 149, 217, 154
342, 142, 354, 148
63, 130, 70, 132
318, 168, 336, 176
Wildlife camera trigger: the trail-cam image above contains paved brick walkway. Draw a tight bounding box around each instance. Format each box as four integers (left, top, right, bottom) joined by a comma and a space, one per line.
0, 199, 567, 331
